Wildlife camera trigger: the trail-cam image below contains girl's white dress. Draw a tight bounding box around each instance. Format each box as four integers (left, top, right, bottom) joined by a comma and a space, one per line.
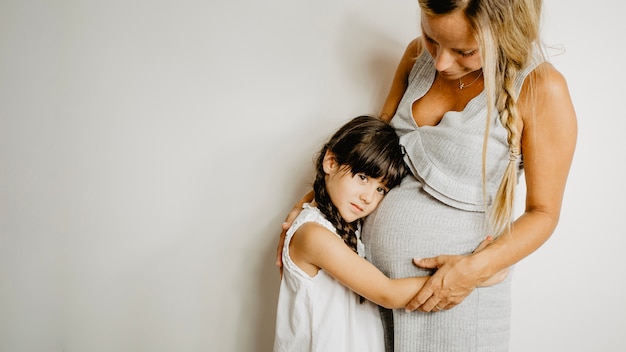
273, 203, 385, 352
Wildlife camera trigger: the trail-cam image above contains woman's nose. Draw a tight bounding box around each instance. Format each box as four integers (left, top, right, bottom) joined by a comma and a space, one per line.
434, 49, 454, 72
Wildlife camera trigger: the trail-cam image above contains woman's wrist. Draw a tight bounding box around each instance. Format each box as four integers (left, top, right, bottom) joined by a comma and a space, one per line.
467, 249, 499, 285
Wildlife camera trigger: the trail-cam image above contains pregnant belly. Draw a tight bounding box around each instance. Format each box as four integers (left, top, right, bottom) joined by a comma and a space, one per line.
361, 176, 487, 278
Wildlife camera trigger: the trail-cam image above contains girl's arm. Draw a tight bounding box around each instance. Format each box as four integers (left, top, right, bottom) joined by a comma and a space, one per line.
408, 63, 577, 311
379, 38, 422, 122
290, 222, 428, 309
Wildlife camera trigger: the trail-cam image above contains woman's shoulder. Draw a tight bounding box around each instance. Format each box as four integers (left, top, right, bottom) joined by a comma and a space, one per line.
407, 37, 423, 54
530, 62, 568, 88
402, 37, 424, 63
540, 63, 570, 98
519, 62, 575, 128
394, 38, 425, 82
521, 62, 571, 109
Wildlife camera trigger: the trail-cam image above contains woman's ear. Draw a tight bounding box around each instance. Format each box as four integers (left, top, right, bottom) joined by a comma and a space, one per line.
322, 151, 337, 174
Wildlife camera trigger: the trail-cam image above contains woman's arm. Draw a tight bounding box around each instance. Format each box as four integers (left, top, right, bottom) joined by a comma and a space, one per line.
276, 190, 314, 275
408, 63, 577, 312
291, 222, 427, 309
379, 38, 422, 122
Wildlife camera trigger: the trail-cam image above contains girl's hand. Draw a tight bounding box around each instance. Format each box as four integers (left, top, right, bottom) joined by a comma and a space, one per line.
472, 235, 494, 253
482, 266, 509, 286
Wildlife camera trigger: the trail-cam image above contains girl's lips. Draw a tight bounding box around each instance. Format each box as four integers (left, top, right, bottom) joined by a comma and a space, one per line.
351, 203, 363, 212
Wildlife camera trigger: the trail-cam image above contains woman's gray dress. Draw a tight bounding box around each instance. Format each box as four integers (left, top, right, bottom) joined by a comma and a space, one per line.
362, 50, 541, 352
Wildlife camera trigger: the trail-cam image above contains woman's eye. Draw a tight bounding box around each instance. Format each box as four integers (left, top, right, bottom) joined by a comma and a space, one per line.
422, 32, 434, 43
358, 174, 368, 181
425, 36, 437, 46
377, 187, 388, 195
460, 50, 477, 58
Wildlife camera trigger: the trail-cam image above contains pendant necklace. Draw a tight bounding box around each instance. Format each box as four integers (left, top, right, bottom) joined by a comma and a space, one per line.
458, 71, 483, 90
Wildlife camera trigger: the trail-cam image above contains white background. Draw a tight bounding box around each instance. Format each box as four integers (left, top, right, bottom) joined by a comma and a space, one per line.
1, 1, 624, 351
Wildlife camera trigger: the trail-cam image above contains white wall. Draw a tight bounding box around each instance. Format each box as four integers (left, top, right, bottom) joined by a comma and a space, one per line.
0, 1, 623, 351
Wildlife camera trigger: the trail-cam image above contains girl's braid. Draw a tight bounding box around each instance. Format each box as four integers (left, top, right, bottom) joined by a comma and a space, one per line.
313, 146, 359, 253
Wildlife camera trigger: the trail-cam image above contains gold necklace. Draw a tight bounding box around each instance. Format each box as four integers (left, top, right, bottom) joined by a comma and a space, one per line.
458, 71, 483, 90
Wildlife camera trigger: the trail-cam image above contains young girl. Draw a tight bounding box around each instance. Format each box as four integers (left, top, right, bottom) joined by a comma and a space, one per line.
273, 115, 502, 352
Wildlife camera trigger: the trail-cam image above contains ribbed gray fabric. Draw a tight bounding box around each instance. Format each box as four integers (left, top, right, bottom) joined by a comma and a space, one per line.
362, 50, 540, 352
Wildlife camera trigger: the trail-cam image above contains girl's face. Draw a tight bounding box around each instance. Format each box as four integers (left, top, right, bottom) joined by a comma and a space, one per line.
420, 11, 482, 79
323, 153, 389, 223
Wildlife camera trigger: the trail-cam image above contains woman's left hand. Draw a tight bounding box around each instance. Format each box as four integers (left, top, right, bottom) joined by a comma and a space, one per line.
406, 254, 481, 312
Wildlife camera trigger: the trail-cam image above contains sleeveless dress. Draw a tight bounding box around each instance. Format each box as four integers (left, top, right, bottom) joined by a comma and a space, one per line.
274, 204, 385, 352
361, 50, 541, 352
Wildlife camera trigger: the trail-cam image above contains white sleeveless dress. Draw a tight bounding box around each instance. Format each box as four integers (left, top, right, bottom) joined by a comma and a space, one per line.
274, 204, 385, 352
362, 50, 541, 352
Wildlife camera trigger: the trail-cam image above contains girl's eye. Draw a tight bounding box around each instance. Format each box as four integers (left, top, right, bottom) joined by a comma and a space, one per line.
358, 174, 368, 182
377, 187, 388, 196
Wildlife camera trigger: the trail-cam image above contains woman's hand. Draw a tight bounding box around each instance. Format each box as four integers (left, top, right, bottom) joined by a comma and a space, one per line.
408, 254, 482, 312
406, 236, 507, 312
275, 207, 303, 277
276, 191, 315, 277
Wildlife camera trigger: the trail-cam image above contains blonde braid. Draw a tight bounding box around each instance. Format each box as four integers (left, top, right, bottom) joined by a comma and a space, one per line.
490, 67, 522, 237
467, 0, 541, 237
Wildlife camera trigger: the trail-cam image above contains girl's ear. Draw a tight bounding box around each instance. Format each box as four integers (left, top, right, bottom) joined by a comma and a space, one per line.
322, 151, 337, 174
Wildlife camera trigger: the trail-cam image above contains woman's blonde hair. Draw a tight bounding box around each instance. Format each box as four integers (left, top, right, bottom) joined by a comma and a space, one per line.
419, 0, 544, 237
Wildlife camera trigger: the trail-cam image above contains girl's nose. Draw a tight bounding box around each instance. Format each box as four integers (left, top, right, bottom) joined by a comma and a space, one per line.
360, 187, 375, 204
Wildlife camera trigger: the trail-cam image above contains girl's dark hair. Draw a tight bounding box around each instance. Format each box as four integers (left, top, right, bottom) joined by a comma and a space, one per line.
313, 115, 407, 253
